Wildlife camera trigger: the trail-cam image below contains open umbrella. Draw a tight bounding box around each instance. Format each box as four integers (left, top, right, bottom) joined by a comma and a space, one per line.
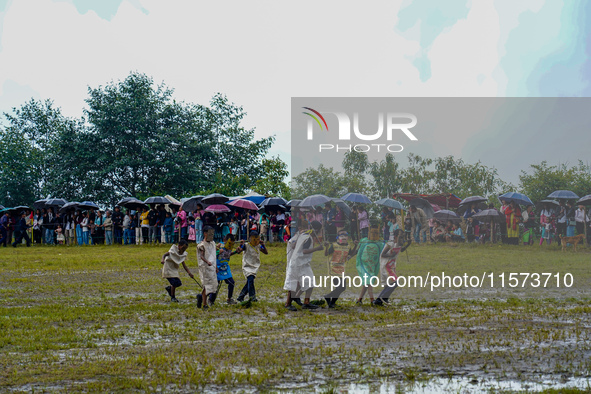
408, 197, 435, 219
0, 205, 4, 210
374, 198, 404, 211
457, 201, 488, 215
201, 193, 229, 205
165, 195, 181, 207
459, 196, 487, 206
473, 209, 505, 223
205, 204, 231, 213
1, 206, 33, 214
331, 198, 352, 217
536, 199, 559, 212
341, 192, 372, 204
144, 196, 169, 205
180, 196, 204, 212
548, 190, 579, 200
119, 198, 148, 210
79, 201, 99, 210
259, 197, 288, 208
59, 202, 81, 213
499, 192, 533, 206
576, 195, 591, 206
433, 209, 461, 222
286, 199, 301, 207
34, 198, 67, 209
228, 199, 259, 211
299, 194, 331, 208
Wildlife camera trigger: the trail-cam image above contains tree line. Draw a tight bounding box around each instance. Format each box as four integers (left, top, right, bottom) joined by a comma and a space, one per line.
291, 151, 591, 203
0, 72, 290, 207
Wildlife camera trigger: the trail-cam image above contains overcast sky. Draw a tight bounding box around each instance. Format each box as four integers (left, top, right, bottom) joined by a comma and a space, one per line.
1, 0, 590, 185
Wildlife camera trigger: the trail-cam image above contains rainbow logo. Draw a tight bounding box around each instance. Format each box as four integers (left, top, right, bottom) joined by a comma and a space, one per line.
302, 107, 329, 132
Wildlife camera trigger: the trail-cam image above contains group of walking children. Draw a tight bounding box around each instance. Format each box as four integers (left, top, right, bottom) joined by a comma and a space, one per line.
160, 226, 267, 307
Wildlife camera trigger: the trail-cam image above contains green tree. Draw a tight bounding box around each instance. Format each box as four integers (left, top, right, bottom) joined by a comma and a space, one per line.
252, 156, 290, 199
0, 127, 40, 206
291, 165, 346, 199
399, 153, 434, 194
369, 153, 402, 199
519, 161, 591, 204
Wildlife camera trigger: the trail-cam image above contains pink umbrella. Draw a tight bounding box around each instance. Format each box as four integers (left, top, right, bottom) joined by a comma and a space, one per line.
227, 199, 258, 211
205, 204, 231, 213
431, 203, 441, 212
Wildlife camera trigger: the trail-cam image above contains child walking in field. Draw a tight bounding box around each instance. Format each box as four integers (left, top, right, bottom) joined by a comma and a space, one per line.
373, 229, 411, 306
217, 233, 238, 304
197, 226, 218, 309
161, 239, 194, 302
235, 230, 268, 304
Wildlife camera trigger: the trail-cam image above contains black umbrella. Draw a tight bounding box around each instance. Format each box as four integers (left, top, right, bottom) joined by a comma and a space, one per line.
457, 201, 488, 215
536, 199, 560, 213
408, 197, 435, 219
260, 197, 288, 208
331, 198, 352, 217
180, 196, 204, 212
459, 196, 487, 206
1, 206, 33, 214
433, 209, 461, 222
119, 199, 148, 210
144, 196, 170, 205
576, 195, 591, 206
59, 202, 81, 213
201, 193, 229, 205
34, 198, 68, 209
472, 209, 505, 223
79, 201, 99, 210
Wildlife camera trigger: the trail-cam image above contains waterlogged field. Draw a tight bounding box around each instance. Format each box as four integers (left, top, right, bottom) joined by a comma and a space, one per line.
1, 242, 591, 393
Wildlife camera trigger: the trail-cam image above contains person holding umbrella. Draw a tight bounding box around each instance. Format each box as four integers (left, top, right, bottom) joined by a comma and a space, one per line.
12, 211, 32, 247
504, 201, 522, 245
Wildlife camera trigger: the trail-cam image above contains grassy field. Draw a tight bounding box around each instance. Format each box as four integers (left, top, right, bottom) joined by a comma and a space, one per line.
1, 242, 591, 392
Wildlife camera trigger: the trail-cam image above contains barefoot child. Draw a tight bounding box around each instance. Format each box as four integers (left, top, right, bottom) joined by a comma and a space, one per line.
197, 226, 218, 308
161, 239, 193, 302
217, 233, 238, 304
356, 224, 383, 304
235, 230, 268, 304
323, 230, 358, 308
373, 229, 411, 306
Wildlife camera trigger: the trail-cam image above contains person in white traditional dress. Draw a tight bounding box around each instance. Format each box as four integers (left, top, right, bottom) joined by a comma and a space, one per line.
161, 239, 193, 302
283, 220, 324, 310
235, 230, 268, 303
197, 226, 218, 309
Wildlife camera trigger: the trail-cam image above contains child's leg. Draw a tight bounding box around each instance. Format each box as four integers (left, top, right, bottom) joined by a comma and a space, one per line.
201, 288, 207, 305
358, 286, 368, 302
304, 287, 313, 304
368, 286, 375, 302
225, 277, 235, 300
247, 275, 256, 299
237, 281, 249, 301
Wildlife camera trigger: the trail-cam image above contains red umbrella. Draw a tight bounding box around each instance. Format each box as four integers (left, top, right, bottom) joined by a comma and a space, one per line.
205, 204, 231, 213
227, 199, 258, 211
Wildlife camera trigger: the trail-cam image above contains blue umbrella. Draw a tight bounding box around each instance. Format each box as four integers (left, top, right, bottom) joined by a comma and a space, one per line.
374, 198, 404, 211
0, 205, 4, 210
547, 190, 579, 200
499, 192, 533, 206
299, 194, 331, 208
341, 192, 372, 204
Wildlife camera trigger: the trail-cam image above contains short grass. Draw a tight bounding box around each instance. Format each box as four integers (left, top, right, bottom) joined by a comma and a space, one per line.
1, 242, 590, 392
